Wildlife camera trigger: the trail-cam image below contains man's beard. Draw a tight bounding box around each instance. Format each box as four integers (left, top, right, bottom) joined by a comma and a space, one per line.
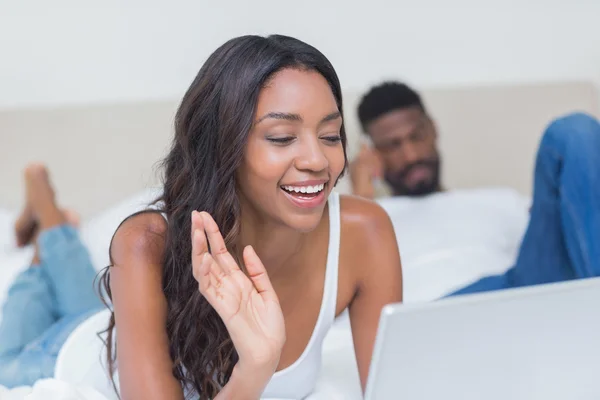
385, 157, 441, 197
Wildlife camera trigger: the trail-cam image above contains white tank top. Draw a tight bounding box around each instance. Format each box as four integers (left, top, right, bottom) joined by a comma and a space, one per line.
260, 191, 341, 399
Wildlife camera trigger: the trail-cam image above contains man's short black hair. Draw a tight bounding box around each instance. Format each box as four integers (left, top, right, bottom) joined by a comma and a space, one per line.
357, 81, 426, 132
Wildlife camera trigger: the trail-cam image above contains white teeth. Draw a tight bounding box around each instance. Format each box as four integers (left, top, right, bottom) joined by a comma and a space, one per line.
282, 183, 325, 194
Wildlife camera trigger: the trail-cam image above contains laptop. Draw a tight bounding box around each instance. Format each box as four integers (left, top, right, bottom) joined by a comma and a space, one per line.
365, 277, 600, 400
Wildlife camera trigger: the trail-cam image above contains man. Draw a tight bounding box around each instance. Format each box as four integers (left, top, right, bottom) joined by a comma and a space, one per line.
350, 81, 600, 300
351, 82, 441, 199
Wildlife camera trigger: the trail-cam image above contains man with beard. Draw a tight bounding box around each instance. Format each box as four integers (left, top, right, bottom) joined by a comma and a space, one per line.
350, 81, 600, 300
352, 82, 441, 199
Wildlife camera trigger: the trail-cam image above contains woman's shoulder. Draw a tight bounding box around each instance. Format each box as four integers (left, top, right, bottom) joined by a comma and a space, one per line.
337, 194, 397, 259
338, 194, 393, 232
336, 194, 402, 309
110, 210, 168, 267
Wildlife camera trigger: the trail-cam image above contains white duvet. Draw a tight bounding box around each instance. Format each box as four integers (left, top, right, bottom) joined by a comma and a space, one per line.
0, 379, 107, 400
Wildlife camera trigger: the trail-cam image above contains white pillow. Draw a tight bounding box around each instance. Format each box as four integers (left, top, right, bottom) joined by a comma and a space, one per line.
377, 187, 530, 302
0, 208, 16, 252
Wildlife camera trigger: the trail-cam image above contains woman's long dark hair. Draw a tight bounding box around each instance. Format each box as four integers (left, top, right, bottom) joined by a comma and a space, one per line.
98, 34, 347, 399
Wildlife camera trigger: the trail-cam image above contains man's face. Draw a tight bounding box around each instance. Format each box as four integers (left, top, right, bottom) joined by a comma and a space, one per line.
366, 107, 441, 196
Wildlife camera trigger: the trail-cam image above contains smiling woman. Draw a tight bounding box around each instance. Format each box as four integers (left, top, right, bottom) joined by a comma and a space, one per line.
238, 69, 346, 232
88, 34, 404, 400
93, 34, 403, 400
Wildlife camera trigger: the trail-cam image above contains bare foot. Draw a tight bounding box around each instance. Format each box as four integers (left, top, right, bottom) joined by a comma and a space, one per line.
25, 163, 56, 211
14, 163, 54, 247
14, 164, 80, 248
15, 206, 79, 247
14, 204, 36, 247
24, 163, 66, 231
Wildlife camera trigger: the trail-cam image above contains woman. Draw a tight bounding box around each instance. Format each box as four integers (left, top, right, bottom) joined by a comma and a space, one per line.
99, 35, 403, 399
0, 164, 103, 387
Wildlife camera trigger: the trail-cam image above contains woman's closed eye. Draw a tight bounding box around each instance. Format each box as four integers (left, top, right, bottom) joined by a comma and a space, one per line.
267, 136, 295, 145
321, 134, 342, 144
266, 134, 341, 146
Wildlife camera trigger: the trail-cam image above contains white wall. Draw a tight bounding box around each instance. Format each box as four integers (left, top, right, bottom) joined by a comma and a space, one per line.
1, 0, 599, 109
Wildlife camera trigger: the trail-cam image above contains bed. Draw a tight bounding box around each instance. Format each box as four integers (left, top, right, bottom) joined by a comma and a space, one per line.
1, 81, 598, 398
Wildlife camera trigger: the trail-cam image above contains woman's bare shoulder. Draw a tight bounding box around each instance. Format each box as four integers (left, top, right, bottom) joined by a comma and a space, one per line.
110, 211, 168, 267
338, 194, 393, 233
338, 194, 399, 271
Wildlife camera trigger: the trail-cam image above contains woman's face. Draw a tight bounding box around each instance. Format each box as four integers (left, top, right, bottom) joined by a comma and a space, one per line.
237, 68, 345, 232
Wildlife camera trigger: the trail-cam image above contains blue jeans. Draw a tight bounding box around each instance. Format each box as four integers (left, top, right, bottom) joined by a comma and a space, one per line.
452, 113, 600, 295
0, 225, 103, 387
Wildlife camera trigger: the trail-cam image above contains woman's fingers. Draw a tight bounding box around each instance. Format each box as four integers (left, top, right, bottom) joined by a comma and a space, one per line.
200, 212, 240, 273
193, 250, 226, 294
243, 245, 279, 304
192, 212, 226, 289
194, 212, 277, 306
191, 211, 207, 255
192, 251, 211, 293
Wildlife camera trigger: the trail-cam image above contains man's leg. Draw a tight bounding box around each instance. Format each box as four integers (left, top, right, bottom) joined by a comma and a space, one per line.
1, 166, 59, 362
0, 164, 103, 387
38, 225, 103, 318
0, 215, 57, 386
0, 299, 96, 388
26, 164, 102, 318
452, 113, 600, 296
0, 267, 57, 363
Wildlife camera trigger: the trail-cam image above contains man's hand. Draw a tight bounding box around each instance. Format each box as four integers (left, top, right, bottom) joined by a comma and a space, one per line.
349, 144, 383, 199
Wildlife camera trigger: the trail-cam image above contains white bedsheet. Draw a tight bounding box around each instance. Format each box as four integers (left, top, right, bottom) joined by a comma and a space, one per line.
0, 377, 359, 400
0, 379, 107, 400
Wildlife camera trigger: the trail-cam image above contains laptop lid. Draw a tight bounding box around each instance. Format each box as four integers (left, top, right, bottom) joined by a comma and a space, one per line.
365, 277, 600, 400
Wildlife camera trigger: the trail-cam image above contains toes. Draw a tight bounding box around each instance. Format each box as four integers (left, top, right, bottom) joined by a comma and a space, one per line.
24, 163, 49, 181
62, 209, 80, 228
